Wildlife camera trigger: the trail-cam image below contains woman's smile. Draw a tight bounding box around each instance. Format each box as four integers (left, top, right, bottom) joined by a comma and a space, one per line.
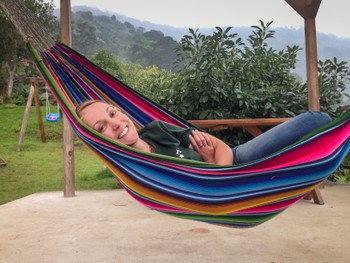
118, 125, 129, 139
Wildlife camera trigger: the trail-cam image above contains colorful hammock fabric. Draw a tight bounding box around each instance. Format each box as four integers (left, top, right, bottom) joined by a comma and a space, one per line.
2, 0, 349, 228
25, 42, 350, 227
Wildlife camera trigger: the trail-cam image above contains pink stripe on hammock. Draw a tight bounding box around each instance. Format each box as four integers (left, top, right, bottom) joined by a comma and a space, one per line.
54, 44, 186, 127
70, 117, 350, 178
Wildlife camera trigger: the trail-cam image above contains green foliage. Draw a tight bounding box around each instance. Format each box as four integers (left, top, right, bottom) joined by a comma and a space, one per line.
8, 83, 30, 105
23, 0, 56, 29
84, 22, 350, 148
71, 11, 178, 70
8, 82, 50, 106
122, 64, 174, 102
91, 49, 125, 80
0, 0, 56, 98
156, 21, 350, 145
91, 48, 173, 104
72, 11, 105, 57
318, 58, 350, 116
129, 30, 179, 70
328, 151, 350, 183
161, 21, 306, 124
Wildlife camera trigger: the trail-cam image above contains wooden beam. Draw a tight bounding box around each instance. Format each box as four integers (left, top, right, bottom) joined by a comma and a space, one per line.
305, 18, 320, 111
60, 0, 75, 197
285, 0, 323, 204
17, 83, 35, 152
189, 118, 289, 136
285, 0, 321, 19
33, 81, 46, 143
17, 79, 47, 152
189, 118, 290, 129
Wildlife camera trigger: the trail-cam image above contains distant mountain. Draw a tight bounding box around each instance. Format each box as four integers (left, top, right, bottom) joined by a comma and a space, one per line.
54, 5, 350, 81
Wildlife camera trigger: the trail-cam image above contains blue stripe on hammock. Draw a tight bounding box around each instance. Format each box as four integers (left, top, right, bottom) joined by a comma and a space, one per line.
79, 128, 350, 203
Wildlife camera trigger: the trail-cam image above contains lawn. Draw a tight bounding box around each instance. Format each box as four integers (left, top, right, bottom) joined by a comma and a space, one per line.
0, 104, 120, 205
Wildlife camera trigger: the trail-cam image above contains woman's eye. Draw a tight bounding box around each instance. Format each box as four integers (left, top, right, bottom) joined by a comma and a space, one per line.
110, 110, 117, 118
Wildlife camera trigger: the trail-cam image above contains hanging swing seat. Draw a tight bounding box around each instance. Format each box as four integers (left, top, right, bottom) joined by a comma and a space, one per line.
1, 0, 350, 228
45, 84, 60, 123
46, 112, 60, 122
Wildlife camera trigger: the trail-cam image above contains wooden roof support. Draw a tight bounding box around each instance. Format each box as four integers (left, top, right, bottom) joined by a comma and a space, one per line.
285, 0, 322, 111
60, 0, 75, 197
285, 0, 321, 19
285, 0, 324, 205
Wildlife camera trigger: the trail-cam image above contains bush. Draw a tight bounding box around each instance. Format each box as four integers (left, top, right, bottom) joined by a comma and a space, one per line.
8, 83, 30, 105
158, 22, 350, 145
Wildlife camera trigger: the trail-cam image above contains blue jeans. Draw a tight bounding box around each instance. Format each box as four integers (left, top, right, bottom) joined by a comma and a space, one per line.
233, 111, 332, 164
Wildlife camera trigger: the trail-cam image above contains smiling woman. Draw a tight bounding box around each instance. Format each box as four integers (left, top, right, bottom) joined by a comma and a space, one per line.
75, 100, 331, 166
75, 100, 235, 164
76, 100, 139, 145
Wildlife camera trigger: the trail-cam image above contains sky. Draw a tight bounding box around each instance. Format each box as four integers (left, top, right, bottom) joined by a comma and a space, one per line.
49, 0, 350, 39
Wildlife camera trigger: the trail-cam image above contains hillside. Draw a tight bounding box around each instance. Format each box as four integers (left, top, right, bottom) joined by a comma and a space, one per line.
54, 6, 350, 80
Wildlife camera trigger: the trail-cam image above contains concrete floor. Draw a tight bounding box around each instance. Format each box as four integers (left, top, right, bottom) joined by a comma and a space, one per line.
0, 182, 349, 263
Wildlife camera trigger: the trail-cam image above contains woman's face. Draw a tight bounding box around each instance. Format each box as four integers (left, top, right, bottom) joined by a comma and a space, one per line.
80, 102, 139, 146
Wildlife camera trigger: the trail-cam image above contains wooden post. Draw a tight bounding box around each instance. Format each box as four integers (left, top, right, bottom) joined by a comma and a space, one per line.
60, 0, 75, 197
33, 80, 46, 143
305, 18, 320, 111
285, 0, 324, 205
17, 79, 46, 152
17, 82, 35, 152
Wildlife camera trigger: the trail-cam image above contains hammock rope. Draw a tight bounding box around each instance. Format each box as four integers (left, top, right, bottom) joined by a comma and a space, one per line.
0, 0, 55, 51
2, 0, 350, 227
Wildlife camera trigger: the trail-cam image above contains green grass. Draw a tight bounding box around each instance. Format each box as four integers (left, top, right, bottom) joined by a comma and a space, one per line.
0, 104, 120, 205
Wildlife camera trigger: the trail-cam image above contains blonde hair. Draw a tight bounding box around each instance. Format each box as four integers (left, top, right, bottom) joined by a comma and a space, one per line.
75, 100, 122, 119
76, 100, 141, 131
75, 100, 102, 118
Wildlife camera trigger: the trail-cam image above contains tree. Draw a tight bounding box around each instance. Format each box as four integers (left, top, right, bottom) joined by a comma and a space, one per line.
73, 12, 99, 57
158, 22, 350, 144
91, 49, 172, 103
129, 30, 179, 70
0, 11, 21, 98
161, 22, 307, 121
318, 58, 350, 115
91, 49, 124, 80
0, 0, 56, 99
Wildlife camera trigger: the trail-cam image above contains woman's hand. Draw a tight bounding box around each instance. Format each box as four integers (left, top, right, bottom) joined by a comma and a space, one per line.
189, 130, 216, 163
189, 129, 234, 165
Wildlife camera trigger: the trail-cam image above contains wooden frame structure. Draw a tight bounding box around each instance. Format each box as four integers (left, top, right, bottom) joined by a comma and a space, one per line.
286, 0, 323, 204
59, 0, 325, 203
17, 78, 46, 152
60, 0, 75, 197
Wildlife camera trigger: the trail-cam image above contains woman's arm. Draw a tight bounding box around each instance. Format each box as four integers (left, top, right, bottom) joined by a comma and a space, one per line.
189, 130, 233, 165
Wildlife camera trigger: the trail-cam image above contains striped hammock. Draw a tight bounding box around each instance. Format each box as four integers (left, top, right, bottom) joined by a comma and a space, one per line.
27, 42, 350, 227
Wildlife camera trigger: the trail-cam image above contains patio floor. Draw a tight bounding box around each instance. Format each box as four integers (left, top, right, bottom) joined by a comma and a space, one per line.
0, 182, 349, 263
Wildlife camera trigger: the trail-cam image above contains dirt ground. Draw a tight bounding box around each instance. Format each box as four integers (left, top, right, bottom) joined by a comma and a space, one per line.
0, 182, 349, 263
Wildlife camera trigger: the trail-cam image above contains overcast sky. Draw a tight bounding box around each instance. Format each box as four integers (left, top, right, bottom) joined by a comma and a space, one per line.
49, 0, 350, 39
